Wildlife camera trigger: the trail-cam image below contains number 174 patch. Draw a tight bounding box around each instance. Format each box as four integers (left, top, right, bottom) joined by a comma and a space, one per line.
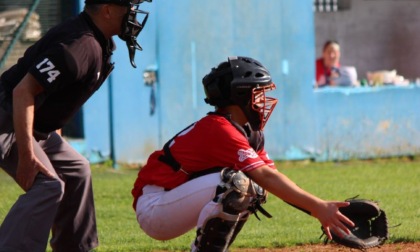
36, 58, 61, 83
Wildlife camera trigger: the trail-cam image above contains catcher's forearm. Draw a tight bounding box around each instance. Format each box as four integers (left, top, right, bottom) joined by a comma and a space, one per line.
284, 201, 311, 215
249, 168, 324, 215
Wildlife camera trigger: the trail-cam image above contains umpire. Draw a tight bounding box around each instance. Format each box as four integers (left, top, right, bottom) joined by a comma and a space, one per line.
0, 0, 151, 251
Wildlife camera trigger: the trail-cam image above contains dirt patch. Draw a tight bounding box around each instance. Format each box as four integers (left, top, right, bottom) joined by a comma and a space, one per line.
233, 242, 420, 251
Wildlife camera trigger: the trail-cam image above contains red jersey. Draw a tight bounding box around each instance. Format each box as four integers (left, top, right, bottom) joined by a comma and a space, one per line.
316, 58, 326, 83
131, 114, 275, 208
316, 58, 340, 85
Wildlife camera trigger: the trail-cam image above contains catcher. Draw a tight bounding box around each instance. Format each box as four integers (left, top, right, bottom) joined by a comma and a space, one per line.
131, 56, 354, 251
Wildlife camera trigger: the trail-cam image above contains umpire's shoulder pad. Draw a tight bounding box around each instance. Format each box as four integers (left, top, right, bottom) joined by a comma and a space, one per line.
339, 199, 381, 218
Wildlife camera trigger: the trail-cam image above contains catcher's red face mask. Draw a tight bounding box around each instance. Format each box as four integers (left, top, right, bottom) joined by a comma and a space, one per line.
250, 83, 278, 130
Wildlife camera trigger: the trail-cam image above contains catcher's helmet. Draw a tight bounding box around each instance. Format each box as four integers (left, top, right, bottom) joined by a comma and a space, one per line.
203, 56, 278, 130
85, 0, 152, 68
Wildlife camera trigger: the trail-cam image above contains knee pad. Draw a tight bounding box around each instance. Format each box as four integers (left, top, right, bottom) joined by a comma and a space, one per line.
193, 169, 268, 251
218, 168, 268, 215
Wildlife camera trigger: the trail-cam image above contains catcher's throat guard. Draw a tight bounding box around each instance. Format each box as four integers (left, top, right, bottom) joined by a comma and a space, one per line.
322, 198, 389, 251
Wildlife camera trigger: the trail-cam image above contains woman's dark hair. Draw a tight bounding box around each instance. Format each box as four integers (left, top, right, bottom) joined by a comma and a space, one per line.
323, 40, 340, 51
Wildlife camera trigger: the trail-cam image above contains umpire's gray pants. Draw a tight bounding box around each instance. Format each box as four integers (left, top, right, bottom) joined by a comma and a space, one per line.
0, 108, 98, 252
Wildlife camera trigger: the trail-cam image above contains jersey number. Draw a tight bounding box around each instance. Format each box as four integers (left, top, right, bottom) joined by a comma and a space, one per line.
36, 58, 61, 83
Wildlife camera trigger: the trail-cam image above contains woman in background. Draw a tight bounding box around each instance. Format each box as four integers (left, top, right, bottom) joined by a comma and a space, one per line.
316, 40, 341, 87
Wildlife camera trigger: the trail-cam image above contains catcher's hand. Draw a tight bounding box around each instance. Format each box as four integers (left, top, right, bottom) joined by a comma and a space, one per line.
321, 198, 388, 251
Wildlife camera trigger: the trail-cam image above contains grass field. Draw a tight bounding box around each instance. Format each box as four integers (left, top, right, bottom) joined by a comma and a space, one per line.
1, 157, 419, 251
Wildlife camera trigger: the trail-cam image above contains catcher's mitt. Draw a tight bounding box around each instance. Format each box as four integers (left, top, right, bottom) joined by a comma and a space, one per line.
321, 198, 388, 251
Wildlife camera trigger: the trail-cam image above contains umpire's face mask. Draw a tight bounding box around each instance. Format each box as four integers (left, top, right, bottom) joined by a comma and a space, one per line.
119, 0, 151, 68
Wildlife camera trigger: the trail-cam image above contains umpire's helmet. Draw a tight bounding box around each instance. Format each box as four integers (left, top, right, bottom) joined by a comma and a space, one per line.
85, 0, 152, 68
203, 56, 278, 130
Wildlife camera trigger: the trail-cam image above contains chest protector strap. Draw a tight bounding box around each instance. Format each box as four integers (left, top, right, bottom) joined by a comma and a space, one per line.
157, 123, 195, 172
157, 112, 265, 178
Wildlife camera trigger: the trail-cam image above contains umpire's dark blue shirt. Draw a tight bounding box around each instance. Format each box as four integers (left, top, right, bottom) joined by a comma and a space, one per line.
0, 11, 115, 133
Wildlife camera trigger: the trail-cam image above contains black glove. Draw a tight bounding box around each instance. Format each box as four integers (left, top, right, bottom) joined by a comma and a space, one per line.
321, 198, 388, 251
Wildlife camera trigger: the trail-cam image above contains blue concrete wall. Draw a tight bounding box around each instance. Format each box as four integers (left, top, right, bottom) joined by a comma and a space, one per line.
77, 0, 420, 164
314, 86, 420, 161
106, 2, 159, 164
153, 0, 318, 162
268, 1, 317, 160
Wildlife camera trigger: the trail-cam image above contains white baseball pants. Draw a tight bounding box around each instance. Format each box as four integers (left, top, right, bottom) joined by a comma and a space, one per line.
135, 173, 222, 241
